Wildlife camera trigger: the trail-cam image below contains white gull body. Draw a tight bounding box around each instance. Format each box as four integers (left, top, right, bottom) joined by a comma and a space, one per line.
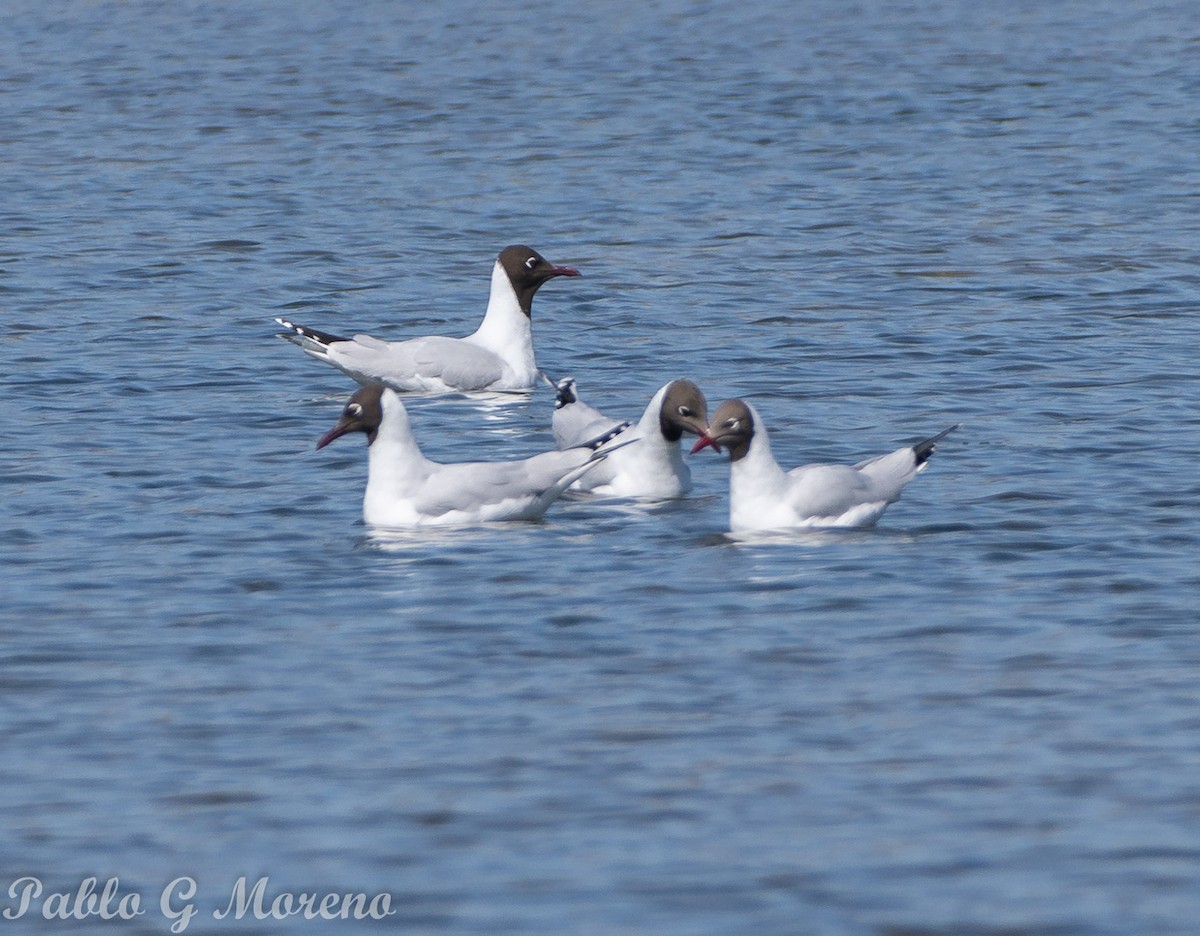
317, 385, 623, 528
276, 245, 579, 394
693, 399, 957, 532
551, 377, 709, 499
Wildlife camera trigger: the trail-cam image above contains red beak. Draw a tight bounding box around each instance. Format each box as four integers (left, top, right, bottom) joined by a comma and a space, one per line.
316, 424, 352, 450
690, 434, 721, 454
550, 265, 581, 278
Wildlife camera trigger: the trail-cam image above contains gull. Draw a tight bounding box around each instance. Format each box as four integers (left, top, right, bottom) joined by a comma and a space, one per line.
276, 245, 579, 393
550, 377, 709, 498
691, 399, 958, 531
315, 384, 626, 527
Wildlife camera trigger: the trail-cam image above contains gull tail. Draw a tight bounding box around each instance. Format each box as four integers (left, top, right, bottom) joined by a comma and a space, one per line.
274, 316, 348, 354
539, 373, 579, 409
913, 424, 960, 468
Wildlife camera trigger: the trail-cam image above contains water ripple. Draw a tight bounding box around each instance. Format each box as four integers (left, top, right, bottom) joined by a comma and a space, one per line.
3, 1, 1199, 934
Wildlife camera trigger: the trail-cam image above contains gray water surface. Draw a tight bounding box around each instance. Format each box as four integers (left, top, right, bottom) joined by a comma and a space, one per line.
3, 1, 1200, 933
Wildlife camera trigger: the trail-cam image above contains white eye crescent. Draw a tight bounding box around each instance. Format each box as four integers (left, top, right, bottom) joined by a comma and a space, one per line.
524, 256, 538, 270
347, 403, 363, 417
678, 406, 693, 417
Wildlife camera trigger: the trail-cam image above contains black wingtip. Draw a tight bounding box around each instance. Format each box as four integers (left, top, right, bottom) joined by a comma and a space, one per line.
581, 420, 632, 451
273, 316, 348, 346
913, 423, 960, 466
552, 377, 578, 409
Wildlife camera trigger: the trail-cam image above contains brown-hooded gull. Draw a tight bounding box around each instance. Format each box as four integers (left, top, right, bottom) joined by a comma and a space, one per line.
277, 245, 579, 394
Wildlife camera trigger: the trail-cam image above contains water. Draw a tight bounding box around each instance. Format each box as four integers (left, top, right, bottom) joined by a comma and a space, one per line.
3, 0, 1199, 932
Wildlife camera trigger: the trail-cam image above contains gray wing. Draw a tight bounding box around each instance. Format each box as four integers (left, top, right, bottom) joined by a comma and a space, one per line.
552, 394, 627, 449
852, 446, 923, 499
414, 450, 595, 517
785, 462, 891, 518
786, 444, 924, 518
326, 335, 506, 391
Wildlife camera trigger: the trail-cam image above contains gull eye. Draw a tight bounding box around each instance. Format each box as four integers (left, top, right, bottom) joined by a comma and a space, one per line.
524, 256, 538, 270
724, 418, 739, 430
677, 405, 693, 417
346, 403, 363, 417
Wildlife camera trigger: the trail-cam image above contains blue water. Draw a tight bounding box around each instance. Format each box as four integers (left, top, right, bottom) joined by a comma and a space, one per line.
3, 1, 1200, 933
